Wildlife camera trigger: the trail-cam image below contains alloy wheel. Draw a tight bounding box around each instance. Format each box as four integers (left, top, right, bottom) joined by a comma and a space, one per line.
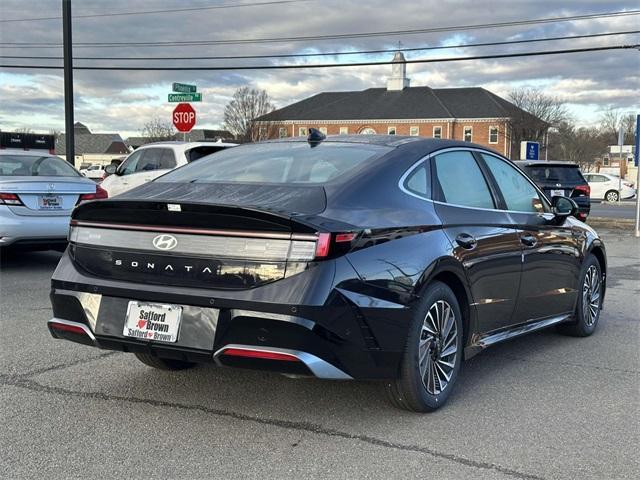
606, 191, 619, 202
418, 300, 458, 395
582, 265, 601, 327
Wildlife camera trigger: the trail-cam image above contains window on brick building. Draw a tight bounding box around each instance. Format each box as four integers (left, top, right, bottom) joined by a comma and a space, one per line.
410, 126, 419, 136
319, 127, 328, 135
388, 126, 397, 135
299, 127, 308, 137
339, 126, 348, 135
463, 126, 473, 142
433, 126, 442, 139
278, 127, 287, 138
489, 126, 499, 144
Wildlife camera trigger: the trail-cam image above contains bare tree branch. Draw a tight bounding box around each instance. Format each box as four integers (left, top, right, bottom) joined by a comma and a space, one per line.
141, 118, 175, 142
223, 86, 276, 142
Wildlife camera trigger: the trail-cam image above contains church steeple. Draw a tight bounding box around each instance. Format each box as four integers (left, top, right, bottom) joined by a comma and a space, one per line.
386, 51, 410, 91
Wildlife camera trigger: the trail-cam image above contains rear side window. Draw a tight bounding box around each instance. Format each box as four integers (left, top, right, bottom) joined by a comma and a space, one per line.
433, 151, 494, 209
403, 163, 431, 198
0, 155, 79, 177
159, 142, 392, 184
524, 165, 585, 183
481, 154, 547, 213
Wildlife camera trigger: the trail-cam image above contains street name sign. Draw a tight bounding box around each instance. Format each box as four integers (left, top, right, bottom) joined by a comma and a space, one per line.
172, 82, 197, 93
168, 93, 202, 102
172, 103, 196, 133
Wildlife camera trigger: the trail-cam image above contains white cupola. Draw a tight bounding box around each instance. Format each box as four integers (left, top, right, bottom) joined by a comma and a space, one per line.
386, 51, 410, 91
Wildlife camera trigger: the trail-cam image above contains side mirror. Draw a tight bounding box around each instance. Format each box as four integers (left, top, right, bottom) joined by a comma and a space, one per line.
104, 164, 118, 175
551, 196, 578, 218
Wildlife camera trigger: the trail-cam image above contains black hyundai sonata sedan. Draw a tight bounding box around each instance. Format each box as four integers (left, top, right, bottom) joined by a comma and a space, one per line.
48, 133, 607, 412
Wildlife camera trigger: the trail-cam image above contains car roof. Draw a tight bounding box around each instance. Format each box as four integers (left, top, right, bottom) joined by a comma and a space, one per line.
0, 149, 56, 157
514, 160, 579, 167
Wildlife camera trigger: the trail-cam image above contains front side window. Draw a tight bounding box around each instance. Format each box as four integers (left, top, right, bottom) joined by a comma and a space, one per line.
0, 155, 80, 177
463, 127, 473, 142
489, 126, 499, 144
410, 126, 419, 136
118, 150, 145, 175
433, 126, 442, 139
433, 151, 494, 209
481, 154, 547, 213
159, 142, 392, 185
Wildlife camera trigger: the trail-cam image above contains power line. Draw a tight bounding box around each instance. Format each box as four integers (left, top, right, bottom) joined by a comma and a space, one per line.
1, 44, 637, 71
0, 0, 311, 23
1, 9, 639, 48
1, 30, 637, 61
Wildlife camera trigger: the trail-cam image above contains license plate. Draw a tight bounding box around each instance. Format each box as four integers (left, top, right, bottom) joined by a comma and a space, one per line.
550, 189, 565, 197
123, 301, 182, 343
38, 195, 63, 210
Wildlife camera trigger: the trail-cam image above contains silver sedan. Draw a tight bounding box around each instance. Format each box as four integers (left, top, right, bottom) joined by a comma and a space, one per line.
0, 150, 107, 249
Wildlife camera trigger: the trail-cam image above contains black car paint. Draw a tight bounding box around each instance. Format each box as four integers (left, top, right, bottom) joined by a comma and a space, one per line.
49, 137, 607, 380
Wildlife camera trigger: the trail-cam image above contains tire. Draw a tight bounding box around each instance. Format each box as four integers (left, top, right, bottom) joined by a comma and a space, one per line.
134, 352, 196, 370
385, 281, 463, 412
604, 190, 619, 202
557, 254, 603, 337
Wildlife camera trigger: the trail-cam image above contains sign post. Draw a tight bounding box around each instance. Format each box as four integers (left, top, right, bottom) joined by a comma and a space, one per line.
618, 126, 625, 204
634, 114, 639, 238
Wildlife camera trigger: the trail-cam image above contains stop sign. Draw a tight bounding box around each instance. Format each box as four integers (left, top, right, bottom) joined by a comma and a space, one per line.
172, 103, 196, 132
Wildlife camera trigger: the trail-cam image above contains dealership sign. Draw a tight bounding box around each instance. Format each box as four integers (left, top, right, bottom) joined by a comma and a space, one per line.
520, 141, 540, 160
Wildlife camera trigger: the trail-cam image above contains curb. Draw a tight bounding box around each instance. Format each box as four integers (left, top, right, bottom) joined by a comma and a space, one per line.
587, 217, 635, 230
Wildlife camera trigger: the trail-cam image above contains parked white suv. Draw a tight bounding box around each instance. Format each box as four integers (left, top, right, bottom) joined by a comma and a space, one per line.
583, 172, 636, 202
80, 164, 106, 180
101, 141, 236, 196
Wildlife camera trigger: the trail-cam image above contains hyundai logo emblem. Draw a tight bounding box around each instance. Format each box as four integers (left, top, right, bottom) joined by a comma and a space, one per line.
152, 234, 178, 251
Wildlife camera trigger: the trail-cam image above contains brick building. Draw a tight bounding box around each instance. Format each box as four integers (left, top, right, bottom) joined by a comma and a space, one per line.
256, 52, 541, 157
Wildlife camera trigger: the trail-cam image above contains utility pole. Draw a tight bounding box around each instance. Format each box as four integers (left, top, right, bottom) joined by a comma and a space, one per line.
62, 0, 74, 165
634, 114, 639, 238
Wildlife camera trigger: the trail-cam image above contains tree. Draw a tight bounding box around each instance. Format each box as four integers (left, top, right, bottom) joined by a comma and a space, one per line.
141, 118, 175, 142
599, 107, 636, 145
223, 86, 276, 142
507, 88, 569, 159
13, 127, 33, 134
547, 122, 608, 171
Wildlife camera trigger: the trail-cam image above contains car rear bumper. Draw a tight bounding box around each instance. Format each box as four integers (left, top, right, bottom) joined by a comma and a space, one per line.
49, 253, 409, 380
0, 206, 70, 246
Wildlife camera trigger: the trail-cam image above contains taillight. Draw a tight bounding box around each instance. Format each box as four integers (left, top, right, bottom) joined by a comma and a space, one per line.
0, 192, 24, 206
78, 185, 108, 203
574, 184, 590, 196
314, 232, 359, 259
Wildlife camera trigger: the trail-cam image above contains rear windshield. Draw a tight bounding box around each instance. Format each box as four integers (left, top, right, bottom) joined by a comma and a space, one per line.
523, 165, 584, 183
0, 155, 80, 177
159, 142, 392, 184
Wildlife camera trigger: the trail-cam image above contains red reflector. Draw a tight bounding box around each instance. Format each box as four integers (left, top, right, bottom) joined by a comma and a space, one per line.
315, 232, 331, 258
335, 232, 357, 243
574, 184, 590, 196
50, 322, 88, 335
221, 348, 300, 362
78, 185, 108, 203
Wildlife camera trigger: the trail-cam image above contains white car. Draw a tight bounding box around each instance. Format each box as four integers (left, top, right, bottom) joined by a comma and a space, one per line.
101, 141, 236, 197
583, 172, 636, 202
80, 164, 106, 180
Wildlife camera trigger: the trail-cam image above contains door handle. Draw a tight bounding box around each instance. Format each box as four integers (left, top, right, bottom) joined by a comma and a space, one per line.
455, 233, 477, 249
521, 234, 538, 247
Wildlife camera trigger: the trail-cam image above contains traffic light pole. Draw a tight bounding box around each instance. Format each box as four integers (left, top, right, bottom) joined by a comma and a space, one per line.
62, 0, 75, 164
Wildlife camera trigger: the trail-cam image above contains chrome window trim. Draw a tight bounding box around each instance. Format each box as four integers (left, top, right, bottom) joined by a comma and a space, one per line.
398, 146, 552, 215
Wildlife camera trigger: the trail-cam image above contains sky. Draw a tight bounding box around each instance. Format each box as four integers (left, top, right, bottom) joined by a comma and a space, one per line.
0, 0, 639, 138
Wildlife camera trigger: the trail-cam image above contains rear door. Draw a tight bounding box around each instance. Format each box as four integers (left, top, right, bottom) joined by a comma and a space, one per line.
431, 149, 523, 333
479, 153, 581, 322
126, 148, 177, 190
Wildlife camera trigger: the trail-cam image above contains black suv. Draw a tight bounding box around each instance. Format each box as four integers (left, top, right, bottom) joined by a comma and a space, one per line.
514, 161, 590, 221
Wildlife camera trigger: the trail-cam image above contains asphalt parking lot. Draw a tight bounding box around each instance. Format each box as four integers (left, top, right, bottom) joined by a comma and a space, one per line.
1, 230, 638, 480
